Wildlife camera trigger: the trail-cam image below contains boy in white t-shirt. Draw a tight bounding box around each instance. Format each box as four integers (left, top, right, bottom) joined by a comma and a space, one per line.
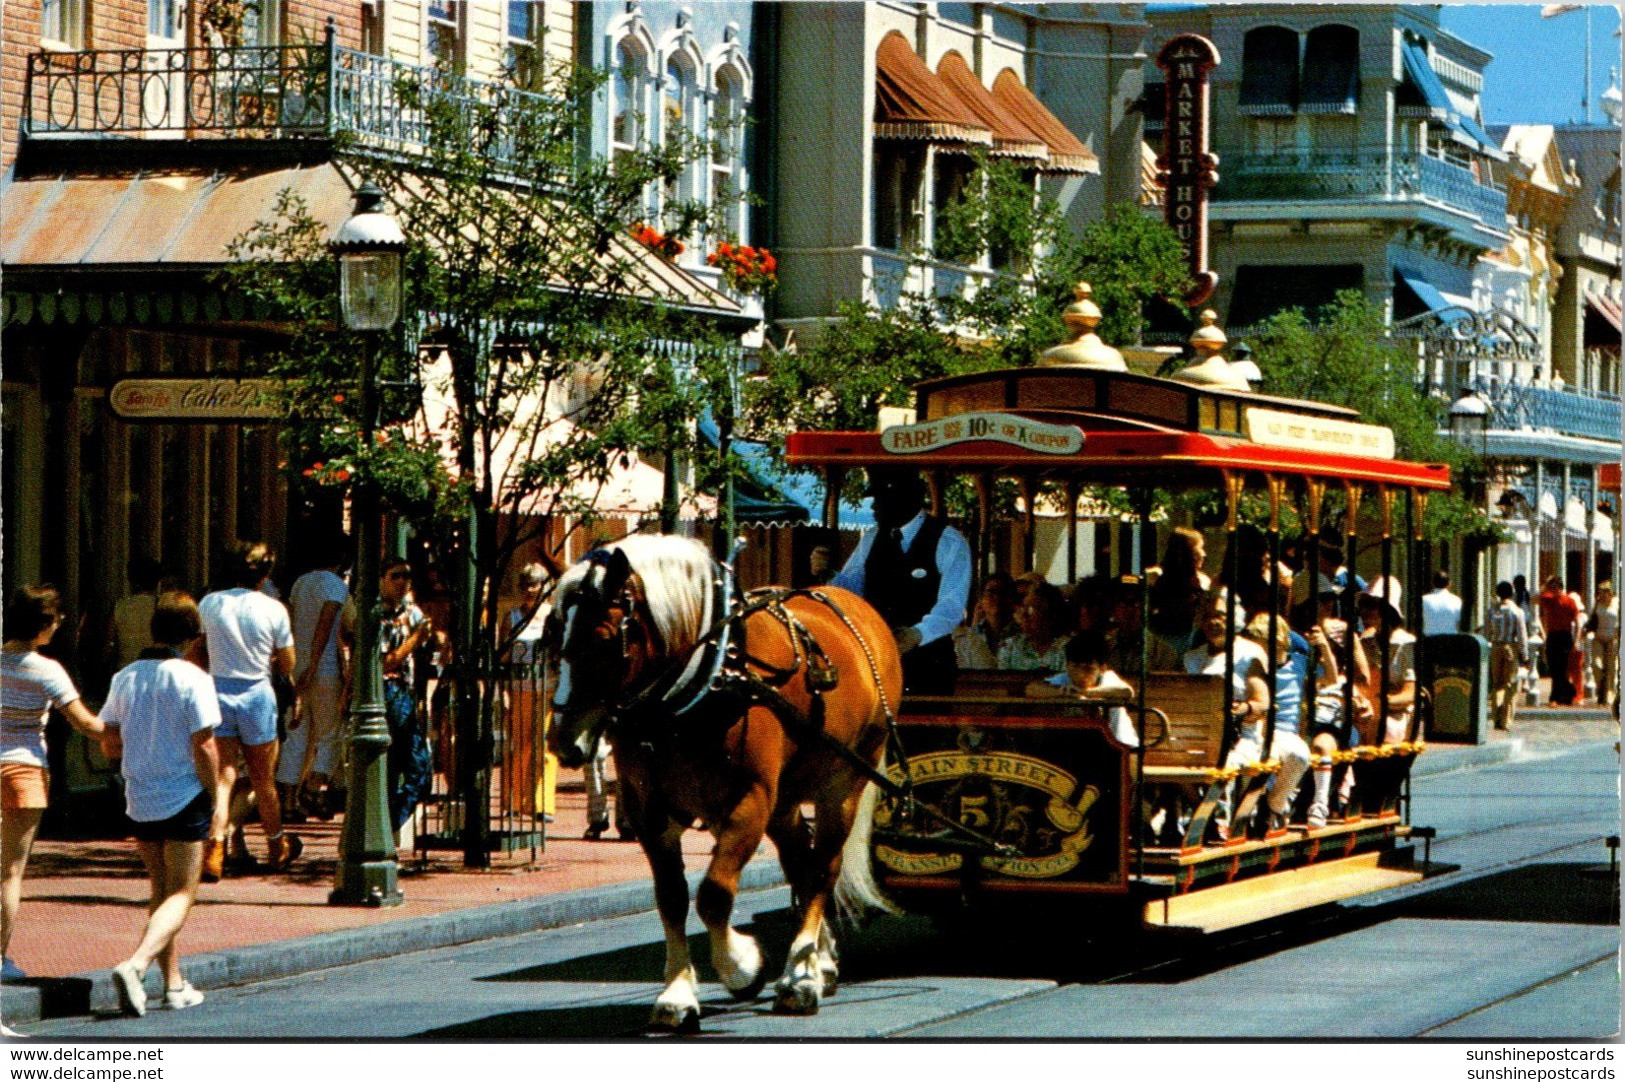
102, 591, 220, 1016
1026, 630, 1140, 748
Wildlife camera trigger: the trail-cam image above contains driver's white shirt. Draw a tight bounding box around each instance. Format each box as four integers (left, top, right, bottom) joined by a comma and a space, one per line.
830, 511, 972, 648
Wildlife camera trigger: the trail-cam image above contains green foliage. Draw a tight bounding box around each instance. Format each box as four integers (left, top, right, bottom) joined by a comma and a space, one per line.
219, 49, 740, 691
1247, 290, 1504, 546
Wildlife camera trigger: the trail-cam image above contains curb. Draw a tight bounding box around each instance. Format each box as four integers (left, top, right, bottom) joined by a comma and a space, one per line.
3, 858, 786, 1028
1411, 739, 1522, 777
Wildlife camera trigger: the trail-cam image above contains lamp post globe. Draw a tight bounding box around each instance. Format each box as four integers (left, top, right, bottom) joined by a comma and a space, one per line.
330, 182, 407, 907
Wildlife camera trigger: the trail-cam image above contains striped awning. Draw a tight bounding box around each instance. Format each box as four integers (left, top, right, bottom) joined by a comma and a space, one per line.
989, 70, 1099, 175
935, 51, 1049, 163
1587, 290, 1622, 333
874, 32, 992, 147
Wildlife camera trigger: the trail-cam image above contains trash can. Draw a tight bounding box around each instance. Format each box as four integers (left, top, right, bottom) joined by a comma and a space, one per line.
1423, 633, 1489, 744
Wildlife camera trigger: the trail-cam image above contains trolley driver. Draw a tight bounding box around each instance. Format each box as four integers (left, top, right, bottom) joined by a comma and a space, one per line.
831, 468, 972, 696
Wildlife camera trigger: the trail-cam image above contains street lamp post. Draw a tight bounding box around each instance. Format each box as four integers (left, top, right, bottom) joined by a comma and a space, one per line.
330, 182, 407, 908
1450, 389, 1492, 630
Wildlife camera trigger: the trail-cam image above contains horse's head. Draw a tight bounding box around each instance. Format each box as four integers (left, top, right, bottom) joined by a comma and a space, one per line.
548, 535, 719, 767
549, 545, 645, 768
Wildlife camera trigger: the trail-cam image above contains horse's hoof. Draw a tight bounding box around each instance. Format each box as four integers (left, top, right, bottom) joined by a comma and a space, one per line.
773, 980, 821, 1016
649, 1003, 701, 1034
725, 966, 771, 1002
821, 971, 839, 997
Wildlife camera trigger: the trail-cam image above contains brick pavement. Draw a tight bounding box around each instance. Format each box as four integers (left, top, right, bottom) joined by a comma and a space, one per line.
6, 701, 1614, 988
9, 778, 740, 983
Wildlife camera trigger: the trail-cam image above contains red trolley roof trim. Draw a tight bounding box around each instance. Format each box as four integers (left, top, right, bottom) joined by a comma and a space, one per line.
786, 429, 1452, 490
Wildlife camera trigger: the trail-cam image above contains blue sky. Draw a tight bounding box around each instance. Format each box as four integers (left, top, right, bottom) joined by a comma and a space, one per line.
1436, 5, 1619, 126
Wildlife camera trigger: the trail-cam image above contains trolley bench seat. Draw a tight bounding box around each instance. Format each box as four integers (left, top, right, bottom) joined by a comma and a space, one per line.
1140, 673, 1226, 774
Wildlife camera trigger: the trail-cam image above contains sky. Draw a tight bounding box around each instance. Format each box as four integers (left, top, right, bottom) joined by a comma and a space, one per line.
1440, 4, 1623, 126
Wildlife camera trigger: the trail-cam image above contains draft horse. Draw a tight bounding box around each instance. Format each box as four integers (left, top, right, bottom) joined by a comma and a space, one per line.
548, 535, 902, 1031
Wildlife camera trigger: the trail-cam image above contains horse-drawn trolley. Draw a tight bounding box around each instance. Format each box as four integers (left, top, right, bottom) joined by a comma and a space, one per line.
786, 299, 1452, 936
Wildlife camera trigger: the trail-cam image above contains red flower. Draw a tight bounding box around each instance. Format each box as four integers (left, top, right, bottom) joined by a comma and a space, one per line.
332, 392, 346, 404
334, 468, 351, 482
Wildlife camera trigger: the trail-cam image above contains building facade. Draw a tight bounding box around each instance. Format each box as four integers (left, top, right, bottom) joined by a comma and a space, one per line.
766, 3, 1146, 341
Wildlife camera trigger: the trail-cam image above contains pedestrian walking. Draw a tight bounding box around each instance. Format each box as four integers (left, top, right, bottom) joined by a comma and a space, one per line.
1, 586, 107, 982
103, 592, 220, 1016
1420, 570, 1463, 637
1484, 581, 1530, 731
1537, 575, 1581, 706
277, 531, 350, 820
502, 563, 554, 822
196, 542, 300, 879
107, 557, 166, 673
346, 559, 433, 832
1591, 582, 1618, 708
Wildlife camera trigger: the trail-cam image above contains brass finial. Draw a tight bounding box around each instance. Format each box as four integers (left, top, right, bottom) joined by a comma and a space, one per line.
1171, 309, 1251, 391
1038, 283, 1126, 370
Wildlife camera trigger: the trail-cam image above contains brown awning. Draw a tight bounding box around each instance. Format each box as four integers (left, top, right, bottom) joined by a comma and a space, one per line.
990, 69, 1099, 175
1, 164, 743, 319
874, 32, 992, 147
935, 51, 1049, 163
1586, 290, 1622, 334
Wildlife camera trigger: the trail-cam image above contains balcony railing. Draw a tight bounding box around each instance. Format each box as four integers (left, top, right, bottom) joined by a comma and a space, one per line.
1215, 147, 1508, 229
23, 34, 556, 174
1449, 369, 1622, 444
864, 248, 1000, 318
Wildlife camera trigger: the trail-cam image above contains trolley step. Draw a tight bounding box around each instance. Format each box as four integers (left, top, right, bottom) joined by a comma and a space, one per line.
1140, 849, 1422, 934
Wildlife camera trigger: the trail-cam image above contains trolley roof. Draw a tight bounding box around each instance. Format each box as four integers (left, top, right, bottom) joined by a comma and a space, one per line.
785, 367, 1452, 491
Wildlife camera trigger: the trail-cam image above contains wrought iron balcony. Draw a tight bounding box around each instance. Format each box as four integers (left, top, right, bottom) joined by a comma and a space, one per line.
1450, 370, 1622, 444
22, 31, 555, 174
1215, 147, 1507, 229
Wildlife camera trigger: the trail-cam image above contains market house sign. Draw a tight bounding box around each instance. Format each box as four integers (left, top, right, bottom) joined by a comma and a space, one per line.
1156, 33, 1221, 307
110, 378, 283, 422
881, 412, 1085, 456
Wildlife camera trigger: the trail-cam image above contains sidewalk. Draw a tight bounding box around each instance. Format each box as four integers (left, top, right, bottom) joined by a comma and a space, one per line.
4, 706, 1616, 1027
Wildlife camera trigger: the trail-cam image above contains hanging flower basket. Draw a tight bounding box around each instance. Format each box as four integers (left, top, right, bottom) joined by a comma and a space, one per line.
630, 223, 684, 261
707, 242, 777, 295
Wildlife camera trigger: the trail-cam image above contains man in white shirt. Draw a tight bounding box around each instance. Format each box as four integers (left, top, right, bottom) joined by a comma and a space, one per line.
195, 541, 298, 879
1591, 581, 1619, 708
277, 532, 350, 818
1420, 571, 1463, 637
831, 468, 971, 696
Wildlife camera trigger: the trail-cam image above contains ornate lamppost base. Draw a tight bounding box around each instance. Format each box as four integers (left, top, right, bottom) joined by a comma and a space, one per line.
329, 862, 404, 907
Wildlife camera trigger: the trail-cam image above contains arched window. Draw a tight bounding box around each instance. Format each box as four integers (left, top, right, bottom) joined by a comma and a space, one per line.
1301, 25, 1359, 114
1238, 26, 1299, 115
611, 38, 650, 169
711, 65, 745, 237
662, 51, 699, 208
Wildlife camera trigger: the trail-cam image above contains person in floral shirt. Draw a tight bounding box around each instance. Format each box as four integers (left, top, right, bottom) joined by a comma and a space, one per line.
343, 559, 433, 831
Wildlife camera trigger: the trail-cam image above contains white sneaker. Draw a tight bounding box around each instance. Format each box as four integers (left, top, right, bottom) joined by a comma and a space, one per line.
1307, 802, 1328, 830
162, 982, 204, 1010
111, 961, 146, 1017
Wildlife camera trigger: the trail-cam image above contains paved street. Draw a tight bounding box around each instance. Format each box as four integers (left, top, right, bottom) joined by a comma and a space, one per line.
23, 740, 1618, 1041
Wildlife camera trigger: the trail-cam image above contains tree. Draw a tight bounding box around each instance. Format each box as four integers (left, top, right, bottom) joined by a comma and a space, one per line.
223, 54, 739, 864
1247, 290, 1502, 546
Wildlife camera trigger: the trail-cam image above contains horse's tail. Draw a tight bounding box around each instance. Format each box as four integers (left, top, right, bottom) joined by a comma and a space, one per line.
834, 770, 899, 922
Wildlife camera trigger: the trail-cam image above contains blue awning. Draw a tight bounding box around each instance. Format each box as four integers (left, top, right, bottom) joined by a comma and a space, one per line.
1395, 270, 1472, 325
1399, 41, 1505, 160
697, 414, 875, 527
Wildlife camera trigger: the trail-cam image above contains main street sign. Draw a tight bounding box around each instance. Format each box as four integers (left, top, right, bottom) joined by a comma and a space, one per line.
1156, 33, 1221, 307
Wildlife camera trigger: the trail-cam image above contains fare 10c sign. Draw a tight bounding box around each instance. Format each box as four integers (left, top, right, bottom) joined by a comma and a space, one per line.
1156, 33, 1221, 307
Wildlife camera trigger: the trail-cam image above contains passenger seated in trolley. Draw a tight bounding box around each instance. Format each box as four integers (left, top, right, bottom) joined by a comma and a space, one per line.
1356, 577, 1417, 745
1023, 629, 1138, 748
1225, 615, 1316, 835
1295, 576, 1374, 828
996, 581, 1071, 672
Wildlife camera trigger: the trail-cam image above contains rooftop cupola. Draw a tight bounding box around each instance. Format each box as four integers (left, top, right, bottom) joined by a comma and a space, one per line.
1170, 310, 1252, 392
1037, 282, 1126, 370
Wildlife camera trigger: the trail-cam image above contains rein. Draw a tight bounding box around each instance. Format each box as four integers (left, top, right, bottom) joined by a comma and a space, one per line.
603, 561, 1015, 861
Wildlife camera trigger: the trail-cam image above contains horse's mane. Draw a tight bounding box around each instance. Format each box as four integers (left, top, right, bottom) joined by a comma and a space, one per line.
557, 534, 716, 655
